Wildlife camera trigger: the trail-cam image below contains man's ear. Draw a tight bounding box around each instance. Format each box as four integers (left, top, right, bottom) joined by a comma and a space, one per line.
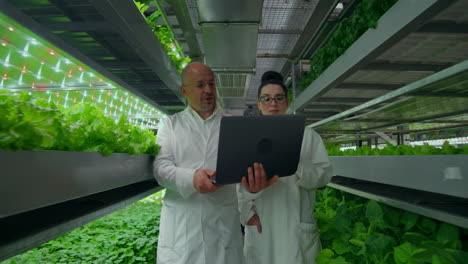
180, 85, 186, 97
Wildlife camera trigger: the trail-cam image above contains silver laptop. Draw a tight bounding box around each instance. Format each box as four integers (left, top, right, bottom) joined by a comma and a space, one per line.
213, 115, 305, 185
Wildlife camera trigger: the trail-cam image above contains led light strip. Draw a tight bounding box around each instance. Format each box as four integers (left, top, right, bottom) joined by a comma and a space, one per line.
0, 12, 163, 129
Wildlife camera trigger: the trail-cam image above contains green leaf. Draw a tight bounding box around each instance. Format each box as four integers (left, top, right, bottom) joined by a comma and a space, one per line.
436, 223, 460, 248
329, 256, 350, 264
349, 238, 365, 247
402, 232, 430, 247
134, 2, 149, 13
317, 249, 335, 264
4, 195, 162, 263
298, 0, 398, 91
432, 254, 443, 264
401, 211, 419, 231
394, 242, 419, 264
366, 234, 395, 254
332, 239, 351, 255
0, 93, 159, 156
419, 218, 437, 235
366, 200, 383, 224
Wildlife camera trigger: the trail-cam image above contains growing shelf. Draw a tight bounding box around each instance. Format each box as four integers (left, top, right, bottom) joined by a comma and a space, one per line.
0, 151, 155, 217
329, 154, 468, 229
1, 0, 185, 114
0, 12, 163, 128
312, 60, 468, 142
292, 0, 467, 128
0, 150, 159, 261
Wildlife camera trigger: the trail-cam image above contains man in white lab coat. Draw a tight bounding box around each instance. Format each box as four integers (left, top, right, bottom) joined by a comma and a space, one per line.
153, 62, 244, 264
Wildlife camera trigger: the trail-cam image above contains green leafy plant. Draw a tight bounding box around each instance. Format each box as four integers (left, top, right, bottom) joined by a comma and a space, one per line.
326, 142, 468, 156
135, 1, 191, 72
2, 193, 162, 264
298, 0, 397, 91
0, 91, 159, 156
315, 187, 468, 264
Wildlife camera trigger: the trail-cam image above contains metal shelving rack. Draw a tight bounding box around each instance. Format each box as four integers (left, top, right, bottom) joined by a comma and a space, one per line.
289, 0, 468, 229
1, 0, 467, 261
0, 151, 161, 261
1, 0, 185, 114
329, 155, 468, 229
292, 0, 467, 127
0, 0, 177, 260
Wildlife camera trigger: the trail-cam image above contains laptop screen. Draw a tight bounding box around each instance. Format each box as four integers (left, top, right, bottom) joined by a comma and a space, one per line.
214, 115, 305, 185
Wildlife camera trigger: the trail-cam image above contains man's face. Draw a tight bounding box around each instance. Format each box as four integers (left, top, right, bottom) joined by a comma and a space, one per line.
181, 65, 217, 112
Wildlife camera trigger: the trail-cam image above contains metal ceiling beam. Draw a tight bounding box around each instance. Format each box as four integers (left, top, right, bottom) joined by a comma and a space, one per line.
417, 22, 468, 34
375, 132, 397, 145
363, 61, 453, 72
0, 0, 170, 114
290, 0, 341, 60
131, 81, 168, 90
315, 130, 371, 135
47, 0, 83, 20
97, 60, 152, 69
304, 104, 351, 111
409, 91, 468, 97
357, 112, 468, 133
317, 122, 468, 135
89, 0, 184, 104
42, 21, 114, 32
342, 118, 416, 123
5, 7, 63, 17
42, 0, 164, 103
305, 112, 340, 118
336, 83, 402, 90
316, 97, 370, 104
258, 29, 302, 34
294, 0, 456, 113
420, 120, 468, 124
222, 98, 249, 109
279, 0, 339, 77
256, 53, 289, 58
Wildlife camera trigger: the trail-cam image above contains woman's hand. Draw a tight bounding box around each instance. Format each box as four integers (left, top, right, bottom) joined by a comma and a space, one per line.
246, 214, 262, 233
241, 162, 279, 193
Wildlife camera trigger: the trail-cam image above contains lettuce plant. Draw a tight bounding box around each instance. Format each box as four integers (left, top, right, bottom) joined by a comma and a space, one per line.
0, 91, 159, 156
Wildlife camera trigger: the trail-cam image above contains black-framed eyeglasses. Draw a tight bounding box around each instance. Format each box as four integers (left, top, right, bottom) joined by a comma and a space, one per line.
258, 95, 287, 105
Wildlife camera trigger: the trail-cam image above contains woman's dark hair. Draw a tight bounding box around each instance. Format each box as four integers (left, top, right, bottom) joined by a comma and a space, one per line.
258, 71, 288, 97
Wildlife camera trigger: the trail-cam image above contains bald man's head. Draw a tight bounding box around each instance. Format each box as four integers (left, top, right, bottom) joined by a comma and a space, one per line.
181, 62, 213, 84
180, 62, 217, 115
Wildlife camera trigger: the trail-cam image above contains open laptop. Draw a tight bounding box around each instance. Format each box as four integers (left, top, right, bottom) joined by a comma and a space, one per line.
213, 115, 305, 185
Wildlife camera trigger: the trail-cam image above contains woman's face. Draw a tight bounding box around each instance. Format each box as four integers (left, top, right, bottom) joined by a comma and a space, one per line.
257, 84, 288, 115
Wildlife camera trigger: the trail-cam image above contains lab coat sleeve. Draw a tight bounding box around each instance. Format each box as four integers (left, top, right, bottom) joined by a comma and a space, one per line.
153, 116, 197, 198
294, 128, 333, 190
236, 184, 263, 225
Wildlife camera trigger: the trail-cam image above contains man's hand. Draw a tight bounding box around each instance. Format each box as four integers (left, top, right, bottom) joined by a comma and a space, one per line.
246, 214, 262, 233
241, 162, 279, 193
193, 169, 220, 193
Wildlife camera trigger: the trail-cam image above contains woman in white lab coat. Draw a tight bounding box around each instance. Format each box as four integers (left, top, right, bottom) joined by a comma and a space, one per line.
238, 71, 333, 264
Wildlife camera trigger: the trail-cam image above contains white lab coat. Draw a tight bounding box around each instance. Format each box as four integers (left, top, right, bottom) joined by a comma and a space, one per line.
154, 106, 244, 264
238, 127, 332, 264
